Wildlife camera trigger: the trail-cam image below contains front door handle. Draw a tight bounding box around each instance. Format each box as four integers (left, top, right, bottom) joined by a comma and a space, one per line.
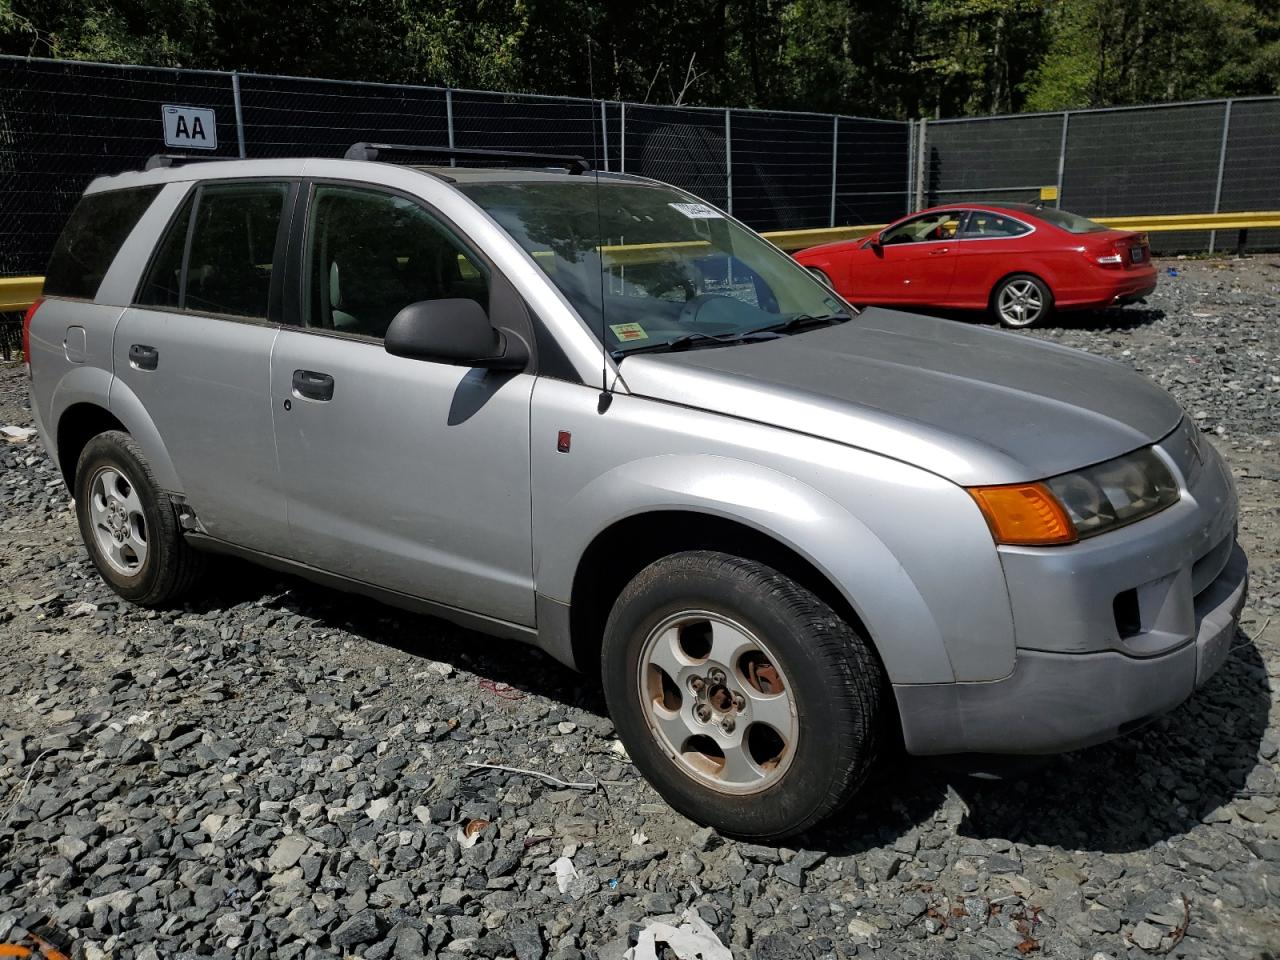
292, 369, 335, 402
928, 246, 950, 255
128, 344, 158, 370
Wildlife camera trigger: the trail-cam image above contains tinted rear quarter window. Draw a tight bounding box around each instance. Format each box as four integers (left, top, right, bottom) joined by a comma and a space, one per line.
44, 186, 162, 300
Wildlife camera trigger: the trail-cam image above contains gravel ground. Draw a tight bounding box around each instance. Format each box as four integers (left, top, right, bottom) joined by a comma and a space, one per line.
0, 257, 1277, 960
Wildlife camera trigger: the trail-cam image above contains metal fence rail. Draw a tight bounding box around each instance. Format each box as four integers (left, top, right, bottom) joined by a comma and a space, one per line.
0, 55, 907, 278
1, 53, 1278, 285
919, 97, 1280, 253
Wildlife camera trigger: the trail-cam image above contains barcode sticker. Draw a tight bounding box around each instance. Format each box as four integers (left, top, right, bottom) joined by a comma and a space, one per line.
669, 202, 723, 219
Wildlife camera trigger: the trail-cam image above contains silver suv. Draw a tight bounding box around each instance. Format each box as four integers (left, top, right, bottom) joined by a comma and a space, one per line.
25, 147, 1247, 840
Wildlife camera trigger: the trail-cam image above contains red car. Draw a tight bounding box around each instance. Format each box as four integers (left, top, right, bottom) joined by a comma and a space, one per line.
795, 202, 1156, 328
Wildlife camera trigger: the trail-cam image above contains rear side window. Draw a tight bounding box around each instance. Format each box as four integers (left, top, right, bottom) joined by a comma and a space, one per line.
136, 181, 289, 320
44, 186, 161, 300
961, 212, 1032, 238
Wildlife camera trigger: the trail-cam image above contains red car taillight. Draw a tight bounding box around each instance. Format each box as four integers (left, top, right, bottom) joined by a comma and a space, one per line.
1094, 239, 1127, 268
21, 297, 43, 375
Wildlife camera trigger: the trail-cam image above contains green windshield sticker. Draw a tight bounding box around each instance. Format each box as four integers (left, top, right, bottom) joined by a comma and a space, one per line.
669, 202, 722, 219
609, 322, 649, 342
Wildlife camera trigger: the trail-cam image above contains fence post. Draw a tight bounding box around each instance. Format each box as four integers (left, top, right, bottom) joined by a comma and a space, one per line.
1210, 99, 1233, 254
905, 119, 915, 214
1055, 111, 1069, 208
725, 108, 733, 215
913, 117, 927, 211
445, 88, 456, 166
829, 115, 838, 227
620, 102, 626, 173
230, 71, 246, 159
599, 100, 609, 171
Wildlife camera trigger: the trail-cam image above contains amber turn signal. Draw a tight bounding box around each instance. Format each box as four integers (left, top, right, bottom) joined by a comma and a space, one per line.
966, 482, 1078, 546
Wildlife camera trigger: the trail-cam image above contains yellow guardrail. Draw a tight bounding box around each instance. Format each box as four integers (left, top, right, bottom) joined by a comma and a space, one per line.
1093, 212, 1280, 232
3, 210, 1277, 313
762, 225, 881, 251
0, 276, 44, 313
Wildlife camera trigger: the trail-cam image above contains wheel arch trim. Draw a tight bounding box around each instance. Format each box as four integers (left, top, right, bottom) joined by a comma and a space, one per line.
50, 371, 183, 493
537, 454, 957, 685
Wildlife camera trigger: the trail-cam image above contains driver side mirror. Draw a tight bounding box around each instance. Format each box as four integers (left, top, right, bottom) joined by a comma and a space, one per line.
385, 298, 528, 371
866, 234, 883, 252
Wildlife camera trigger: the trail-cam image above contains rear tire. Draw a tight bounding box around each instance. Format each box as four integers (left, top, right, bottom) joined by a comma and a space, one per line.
74, 430, 203, 605
992, 273, 1052, 328
601, 550, 884, 841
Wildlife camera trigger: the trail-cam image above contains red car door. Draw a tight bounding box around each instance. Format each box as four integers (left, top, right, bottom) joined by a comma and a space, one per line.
852, 210, 964, 305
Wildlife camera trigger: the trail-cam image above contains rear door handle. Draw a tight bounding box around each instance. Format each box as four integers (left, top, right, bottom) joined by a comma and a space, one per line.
292, 369, 335, 402
128, 344, 158, 370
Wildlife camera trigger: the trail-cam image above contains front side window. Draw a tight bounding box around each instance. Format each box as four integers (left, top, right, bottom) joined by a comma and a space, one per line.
880, 210, 964, 245
459, 181, 848, 357
136, 181, 288, 320
304, 185, 489, 340
960, 211, 1032, 238
45, 186, 162, 300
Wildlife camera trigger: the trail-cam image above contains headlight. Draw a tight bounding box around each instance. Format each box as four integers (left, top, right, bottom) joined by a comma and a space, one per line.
968, 447, 1179, 546
1045, 447, 1179, 539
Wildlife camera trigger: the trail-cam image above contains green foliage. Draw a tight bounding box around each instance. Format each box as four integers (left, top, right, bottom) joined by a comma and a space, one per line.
1, 0, 1276, 117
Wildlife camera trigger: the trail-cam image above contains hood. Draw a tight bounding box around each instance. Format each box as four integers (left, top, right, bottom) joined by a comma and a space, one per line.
617, 308, 1182, 486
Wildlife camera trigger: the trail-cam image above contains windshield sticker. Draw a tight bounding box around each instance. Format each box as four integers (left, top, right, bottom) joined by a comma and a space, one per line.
609, 322, 649, 342
668, 202, 723, 220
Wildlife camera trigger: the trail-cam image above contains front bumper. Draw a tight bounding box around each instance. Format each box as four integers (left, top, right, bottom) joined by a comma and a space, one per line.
895, 422, 1247, 755
895, 542, 1246, 755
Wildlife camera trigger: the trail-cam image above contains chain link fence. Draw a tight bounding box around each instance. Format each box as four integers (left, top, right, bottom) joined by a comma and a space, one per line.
0, 56, 907, 279
1, 54, 1278, 288
918, 97, 1280, 253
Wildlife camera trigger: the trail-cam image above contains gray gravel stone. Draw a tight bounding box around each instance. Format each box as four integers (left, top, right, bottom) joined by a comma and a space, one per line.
0, 259, 1277, 960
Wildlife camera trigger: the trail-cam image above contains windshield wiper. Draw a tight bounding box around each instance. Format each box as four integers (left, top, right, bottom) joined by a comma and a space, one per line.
743, 312, 851, 337
612, 330, 778, 360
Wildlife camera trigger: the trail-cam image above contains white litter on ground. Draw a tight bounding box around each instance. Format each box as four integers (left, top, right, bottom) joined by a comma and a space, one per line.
549, 855, 579, 894
627, 909, 733, 960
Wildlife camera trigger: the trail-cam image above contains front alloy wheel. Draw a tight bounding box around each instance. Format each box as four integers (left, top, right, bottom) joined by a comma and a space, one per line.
638, 610, 799, 794
602, 551, 884, 840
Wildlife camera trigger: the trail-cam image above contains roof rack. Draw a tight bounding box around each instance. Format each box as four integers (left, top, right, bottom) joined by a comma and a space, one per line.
143, 153, 232, 171
343, 142, 591, 174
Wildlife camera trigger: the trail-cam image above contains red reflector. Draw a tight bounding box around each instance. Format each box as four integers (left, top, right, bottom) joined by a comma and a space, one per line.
556, 430, 571, 453
21, 297, 43, 374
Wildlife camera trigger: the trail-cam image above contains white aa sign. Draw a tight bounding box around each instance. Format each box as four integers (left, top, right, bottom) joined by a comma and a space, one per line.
161, 104, 218, 150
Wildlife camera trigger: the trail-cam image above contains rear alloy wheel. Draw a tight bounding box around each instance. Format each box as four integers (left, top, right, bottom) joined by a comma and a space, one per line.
602, 551, 884, 840
75, 430, 203, 605
993, 274, 1052, 328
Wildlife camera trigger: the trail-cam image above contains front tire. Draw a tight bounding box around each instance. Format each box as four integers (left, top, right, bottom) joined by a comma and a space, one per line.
74, 430, 203, 605
992, 273, 1052, 328
601, 551, 884, 841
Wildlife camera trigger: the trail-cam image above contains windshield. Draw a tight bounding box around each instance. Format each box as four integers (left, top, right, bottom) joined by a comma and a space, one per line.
458, 180, 850, 357
1024, 205, 1109, 234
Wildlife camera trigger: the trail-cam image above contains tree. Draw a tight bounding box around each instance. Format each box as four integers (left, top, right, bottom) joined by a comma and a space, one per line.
1, 0, 1276, 117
